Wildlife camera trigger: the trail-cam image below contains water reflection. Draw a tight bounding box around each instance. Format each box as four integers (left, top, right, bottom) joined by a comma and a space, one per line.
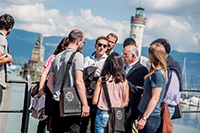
172, 104, 200, 132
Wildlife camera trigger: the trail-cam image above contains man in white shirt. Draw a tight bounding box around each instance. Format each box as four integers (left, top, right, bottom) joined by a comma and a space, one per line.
81, 36, 108, 133
84, 36, 108, 77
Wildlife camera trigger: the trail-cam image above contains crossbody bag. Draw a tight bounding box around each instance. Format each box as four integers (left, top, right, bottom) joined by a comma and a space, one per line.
101, 77, 125, 133
59, 51, 81, 117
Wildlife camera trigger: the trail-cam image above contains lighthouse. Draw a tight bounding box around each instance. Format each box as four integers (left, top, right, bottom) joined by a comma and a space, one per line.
130, 6, 146, 56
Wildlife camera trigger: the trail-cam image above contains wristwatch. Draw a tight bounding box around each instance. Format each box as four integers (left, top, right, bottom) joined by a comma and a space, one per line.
142, 116, 147, 121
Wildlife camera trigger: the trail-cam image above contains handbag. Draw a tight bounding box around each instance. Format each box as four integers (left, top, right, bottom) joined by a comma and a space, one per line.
101, 77, 125, 133
59, 51, 82, 117
31, 83, 39, 97
156, 101, 173, 133
171, 103, 182, 119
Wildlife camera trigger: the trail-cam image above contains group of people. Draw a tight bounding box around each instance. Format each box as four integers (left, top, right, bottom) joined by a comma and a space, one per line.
0, 13, 182, 133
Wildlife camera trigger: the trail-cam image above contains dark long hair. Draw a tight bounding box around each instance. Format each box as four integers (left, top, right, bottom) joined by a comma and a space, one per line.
101, 52, 126, 83
53, 37, 68, 55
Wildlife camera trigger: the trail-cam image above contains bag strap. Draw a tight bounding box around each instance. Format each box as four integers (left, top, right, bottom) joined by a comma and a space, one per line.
101, 77, 112, 112
60, 51, 77, 93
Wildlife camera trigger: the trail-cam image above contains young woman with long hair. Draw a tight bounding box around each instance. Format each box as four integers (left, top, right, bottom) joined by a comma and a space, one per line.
93, 52, 129, 133
36, 37, 68, 133
137, 43, 168, 133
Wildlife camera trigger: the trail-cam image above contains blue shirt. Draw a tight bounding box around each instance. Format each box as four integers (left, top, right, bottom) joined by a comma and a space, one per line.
138, 70, 166, 116
124, 60, 139, 74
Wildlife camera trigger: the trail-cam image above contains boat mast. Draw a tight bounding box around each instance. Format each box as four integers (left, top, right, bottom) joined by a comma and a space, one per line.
182, 57, 187, 89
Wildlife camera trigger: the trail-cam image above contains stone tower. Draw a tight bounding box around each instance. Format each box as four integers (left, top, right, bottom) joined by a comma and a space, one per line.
22, 35, 45, 78
30, 35, 45, 62
130, 6, 146, 56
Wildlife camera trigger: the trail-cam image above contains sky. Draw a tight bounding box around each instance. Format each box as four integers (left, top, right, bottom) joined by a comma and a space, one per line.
0, 0, 200, 53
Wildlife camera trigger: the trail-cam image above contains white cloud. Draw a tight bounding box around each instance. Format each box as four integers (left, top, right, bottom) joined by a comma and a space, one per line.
0, 3, 130, 42
128, 0, 199, 12
143, 13, 199, 52
0, 0, 199, 53
0, 3, 60, 24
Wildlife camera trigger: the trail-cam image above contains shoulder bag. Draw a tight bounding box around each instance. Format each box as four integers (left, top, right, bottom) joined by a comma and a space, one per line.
156, 70, 174, 133
31, 83, 39, 97
101, 77, 125, 133
171, 103, 182, 119
59, 51, 82, 117
156, 101, 173, 133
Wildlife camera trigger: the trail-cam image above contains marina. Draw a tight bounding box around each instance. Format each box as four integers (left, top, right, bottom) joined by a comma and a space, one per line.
0, 1, 199, 132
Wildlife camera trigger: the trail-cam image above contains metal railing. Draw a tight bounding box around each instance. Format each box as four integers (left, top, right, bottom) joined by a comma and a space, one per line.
0, 75, 38, 133
0, 76, 200, 133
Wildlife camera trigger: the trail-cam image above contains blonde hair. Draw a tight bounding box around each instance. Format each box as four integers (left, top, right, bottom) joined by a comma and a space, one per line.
144, 43, 168, 82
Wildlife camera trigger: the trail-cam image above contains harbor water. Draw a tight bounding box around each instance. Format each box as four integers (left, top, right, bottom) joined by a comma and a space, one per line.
4, 73, 200, 133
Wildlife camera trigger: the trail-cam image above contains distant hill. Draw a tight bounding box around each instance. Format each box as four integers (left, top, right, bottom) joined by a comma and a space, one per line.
7, 29, 200, 88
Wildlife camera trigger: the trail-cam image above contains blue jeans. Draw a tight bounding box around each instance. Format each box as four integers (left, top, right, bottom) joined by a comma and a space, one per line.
95, 109, 109, 133
139, 115, 161, 133
168, 105, 175, 118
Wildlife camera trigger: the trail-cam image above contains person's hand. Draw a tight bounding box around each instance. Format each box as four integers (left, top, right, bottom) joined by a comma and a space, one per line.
7, 54, 12, 65
137, 118, 146, 130
81, 104, 90, 117
38, 89, 44, 98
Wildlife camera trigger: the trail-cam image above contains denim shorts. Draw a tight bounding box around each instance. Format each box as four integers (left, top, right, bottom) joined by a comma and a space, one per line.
95, 109, 110, 133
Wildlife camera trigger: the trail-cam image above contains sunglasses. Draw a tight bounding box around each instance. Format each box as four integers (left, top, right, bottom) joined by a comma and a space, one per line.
97, 43, 107, 48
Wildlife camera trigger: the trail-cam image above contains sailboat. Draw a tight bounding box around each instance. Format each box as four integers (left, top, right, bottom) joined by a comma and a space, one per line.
187, 96, 200, 106
180, 57, 190, 104
181, 57, 200, 106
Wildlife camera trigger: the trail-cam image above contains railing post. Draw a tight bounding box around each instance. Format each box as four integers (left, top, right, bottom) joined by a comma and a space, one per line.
21, 74, 31, 133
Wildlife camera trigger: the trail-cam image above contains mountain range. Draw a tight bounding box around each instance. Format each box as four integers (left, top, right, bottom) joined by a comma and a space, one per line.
7, 29, 200, 88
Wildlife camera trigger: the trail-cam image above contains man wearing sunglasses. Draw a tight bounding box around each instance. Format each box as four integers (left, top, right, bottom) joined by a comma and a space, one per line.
106, 33, 118, 55
81, 36, 108, 133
